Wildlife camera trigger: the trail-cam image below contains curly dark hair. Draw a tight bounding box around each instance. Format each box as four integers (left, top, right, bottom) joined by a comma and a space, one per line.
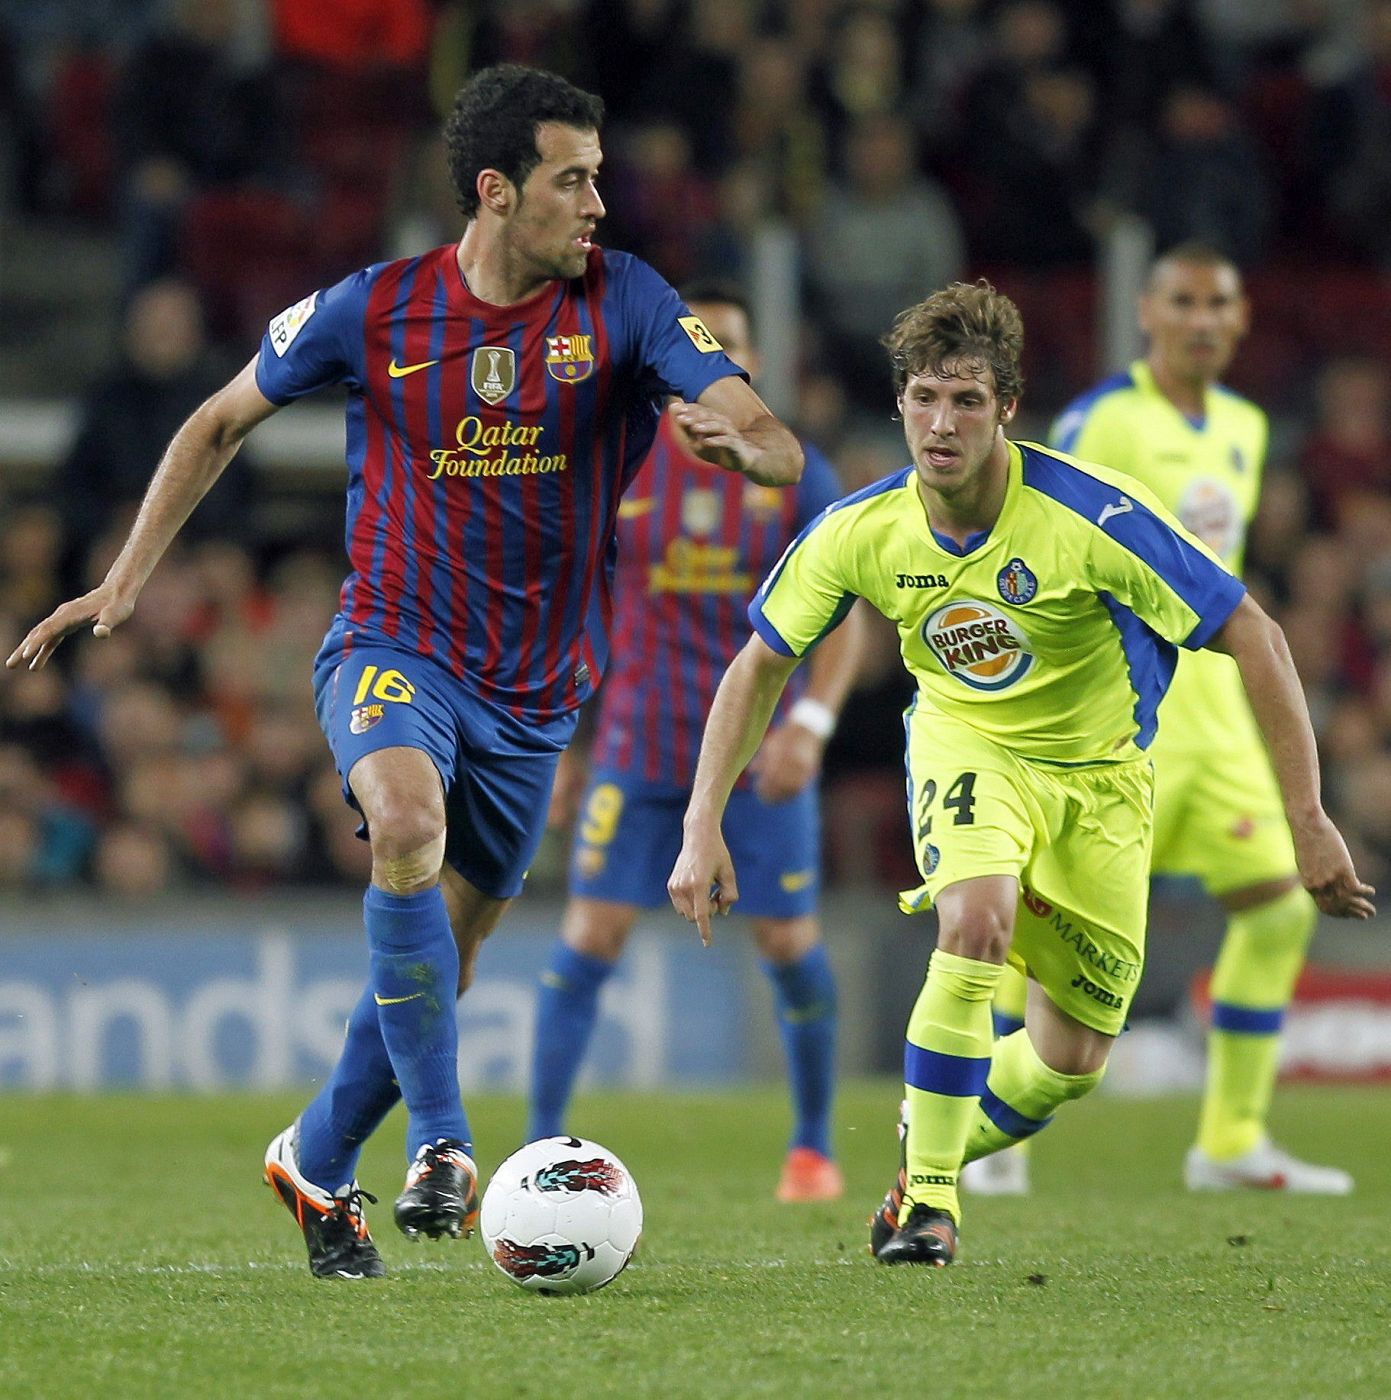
882, 280, 1025, 404
443, 65, 605, 221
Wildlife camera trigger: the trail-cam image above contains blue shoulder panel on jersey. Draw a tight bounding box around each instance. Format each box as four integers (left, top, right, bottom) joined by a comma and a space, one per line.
1098, 592, 1178, 749
1019, 444, 1245, 644
1049, 370, 1135, 452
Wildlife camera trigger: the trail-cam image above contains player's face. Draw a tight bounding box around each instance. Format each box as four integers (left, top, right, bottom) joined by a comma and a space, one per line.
510, 122, 606, 281
686, 302, 759, 378
1140, 260, 1248, 384
898, 362, 1017, 498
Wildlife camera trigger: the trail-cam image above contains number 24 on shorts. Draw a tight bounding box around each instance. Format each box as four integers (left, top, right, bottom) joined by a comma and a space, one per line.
915, 771, 978, 845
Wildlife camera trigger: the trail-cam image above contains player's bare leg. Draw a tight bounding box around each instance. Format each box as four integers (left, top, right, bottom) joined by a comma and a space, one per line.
1187, 874, 1350, 1193
753, 915, 843, 1203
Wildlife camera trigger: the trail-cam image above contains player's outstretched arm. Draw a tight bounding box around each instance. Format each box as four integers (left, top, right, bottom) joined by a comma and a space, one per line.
6, 359, 279, 672
670, 376, 803, 487
669, 636, 801, 944
751, 600, 867, 803
1208, 594, 1376, 919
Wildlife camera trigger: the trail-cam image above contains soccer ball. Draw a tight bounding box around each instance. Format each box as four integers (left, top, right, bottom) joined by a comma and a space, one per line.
480, 1136, 643, 1295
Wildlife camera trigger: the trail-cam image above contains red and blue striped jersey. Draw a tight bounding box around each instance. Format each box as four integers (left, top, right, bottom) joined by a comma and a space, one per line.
591, 418, 842, 788
254, 243, 743, 721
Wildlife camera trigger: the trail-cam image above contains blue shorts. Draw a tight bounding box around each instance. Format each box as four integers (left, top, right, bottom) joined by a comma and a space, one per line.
569, 766, 820, 918
313, 626, 575, 899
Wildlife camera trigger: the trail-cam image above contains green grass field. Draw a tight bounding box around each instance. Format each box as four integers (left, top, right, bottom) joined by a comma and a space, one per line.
1, 1082, 1388, 1399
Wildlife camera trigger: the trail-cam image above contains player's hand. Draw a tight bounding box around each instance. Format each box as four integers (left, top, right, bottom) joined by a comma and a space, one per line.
667, 821, 738, 948
1291, 810, 1376, 919
5, 585, 135, 672
750, 721, 823, 803
547, 747, 589, 830
667, 402, 762, 478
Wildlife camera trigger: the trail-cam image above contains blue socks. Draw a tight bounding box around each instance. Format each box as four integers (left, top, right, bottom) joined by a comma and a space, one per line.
364, 883, 470, 1159
527, 944, 616, 1140
764, 945, 838, 1157
297, 984, 402, 1190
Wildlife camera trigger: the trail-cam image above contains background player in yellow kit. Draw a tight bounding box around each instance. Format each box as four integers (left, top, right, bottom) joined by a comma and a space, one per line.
667, 281, 1373, 1266
1044, 242, 1355, 1194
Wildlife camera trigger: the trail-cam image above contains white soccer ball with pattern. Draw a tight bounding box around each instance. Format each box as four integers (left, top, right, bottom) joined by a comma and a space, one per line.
480, 1136, 642, 1295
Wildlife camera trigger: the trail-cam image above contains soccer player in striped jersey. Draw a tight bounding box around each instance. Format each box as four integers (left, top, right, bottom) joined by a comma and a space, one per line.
1039, 243, 1355, 1194
527, 285, 864, 1202
667, 282, 1372, 1266
7, 65, 803, 1279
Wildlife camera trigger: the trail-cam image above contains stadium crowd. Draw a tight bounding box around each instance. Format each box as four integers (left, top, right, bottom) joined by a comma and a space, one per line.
5, 0, 1391, 895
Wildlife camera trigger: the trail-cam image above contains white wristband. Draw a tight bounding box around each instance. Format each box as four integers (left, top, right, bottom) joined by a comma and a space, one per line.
788, 697, 836, 740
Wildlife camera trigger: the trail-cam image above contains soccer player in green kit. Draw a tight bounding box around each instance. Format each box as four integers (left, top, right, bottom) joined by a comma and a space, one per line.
667, 280, 1373, 1265
1035, 241, 1357, 1194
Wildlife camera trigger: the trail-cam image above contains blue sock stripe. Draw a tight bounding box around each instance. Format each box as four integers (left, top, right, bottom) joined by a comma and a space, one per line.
979, 1084, 1052, 1140
904, 1042, 990, 1097
992, 1011, 1026, 1038
1211, 1001, 1284, 1035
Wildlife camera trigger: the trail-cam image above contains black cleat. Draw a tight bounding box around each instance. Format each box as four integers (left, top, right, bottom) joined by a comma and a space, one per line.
264, 1123, 386, 1279
394, 1139, 479, 1241
874, 1204, 959, 1267
867, 1098, 909, 1257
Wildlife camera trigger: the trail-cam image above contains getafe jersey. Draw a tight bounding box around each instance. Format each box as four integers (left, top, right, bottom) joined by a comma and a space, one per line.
1051, 360, 1267, 751
254, 243, 743, 722
750, 441, 1245, 767
591, 419, 842, 787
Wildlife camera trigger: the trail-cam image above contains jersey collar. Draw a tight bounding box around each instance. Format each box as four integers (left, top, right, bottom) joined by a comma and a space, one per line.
1132, 358, 1210, 432
911, 440, 1022, 558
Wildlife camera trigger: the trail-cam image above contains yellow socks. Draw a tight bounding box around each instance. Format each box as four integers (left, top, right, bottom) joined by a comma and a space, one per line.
1197, 886, 1317, 1160
902, 949, 1003, 1220
964, 1027, 1104, 1162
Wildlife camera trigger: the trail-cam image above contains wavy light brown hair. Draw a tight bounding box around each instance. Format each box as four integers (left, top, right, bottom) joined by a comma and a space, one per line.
882, 280, 1025, 405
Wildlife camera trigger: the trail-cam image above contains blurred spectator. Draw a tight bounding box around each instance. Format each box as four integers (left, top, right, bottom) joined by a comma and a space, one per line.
906, 0, 992, 151
732, 36, 826, 222
270, 0, 431, 69
0, 743, 94, 887
115, 0, 282, 291
810, 5, 906, 162
55, 279, 258, 561
1139, 85, 1273, 265
805, 111, 964, 409
1298, 356, 1391, 538
91, 820, 177, 897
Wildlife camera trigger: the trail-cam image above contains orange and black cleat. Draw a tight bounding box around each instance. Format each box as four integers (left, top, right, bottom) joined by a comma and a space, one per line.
264, 1122, 386, 1279
394, 1139, 479, 1241
874, 1204, 959, 1267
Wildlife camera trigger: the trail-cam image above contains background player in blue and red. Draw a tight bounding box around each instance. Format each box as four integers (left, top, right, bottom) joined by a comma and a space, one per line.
6, 66, 805, 1279
527, 285, 865, 1202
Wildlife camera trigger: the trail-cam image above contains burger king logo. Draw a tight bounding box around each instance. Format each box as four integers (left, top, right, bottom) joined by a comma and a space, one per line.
922, 599, 1034, 691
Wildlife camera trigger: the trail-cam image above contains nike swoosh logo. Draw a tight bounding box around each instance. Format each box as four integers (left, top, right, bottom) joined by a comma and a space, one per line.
374, 991, 426, 1006
1097, 497, 1133, 527
618, 497, 657, 519
387, 358, 440, 378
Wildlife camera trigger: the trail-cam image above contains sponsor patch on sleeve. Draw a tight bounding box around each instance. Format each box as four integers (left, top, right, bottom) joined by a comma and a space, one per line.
678, 315, 722, 352
268, 292, 318, 357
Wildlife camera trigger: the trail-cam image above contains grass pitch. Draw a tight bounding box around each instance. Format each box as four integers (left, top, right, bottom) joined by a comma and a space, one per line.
1, 1082, 1388, 1399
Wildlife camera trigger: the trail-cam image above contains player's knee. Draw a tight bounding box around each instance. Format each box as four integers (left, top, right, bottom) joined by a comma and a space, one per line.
370, 820, 446, 895
938, 906, 1012, 964
753, 917, 818, 963
562, 901, 633, 961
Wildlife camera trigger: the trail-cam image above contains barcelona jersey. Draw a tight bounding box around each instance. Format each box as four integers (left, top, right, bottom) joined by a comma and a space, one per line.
589, 421, 842, 788
1050, 360, 1268, 753
255, 243, 743, 722
750, 441, 1245, 767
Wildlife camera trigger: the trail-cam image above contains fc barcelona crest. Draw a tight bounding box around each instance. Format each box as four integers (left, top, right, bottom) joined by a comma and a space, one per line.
545, 333, 595, 384
997, 557, 1038, 605
681, 488, 722, 537
472, 346, 516, 405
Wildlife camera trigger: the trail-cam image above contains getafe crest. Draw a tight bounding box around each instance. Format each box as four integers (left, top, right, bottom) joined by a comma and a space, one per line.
922, 599, 1034, 691
997, 557, 1038, 605
681, 488, 721, 537
545, 333, 595, 383
472, 346, 516, 405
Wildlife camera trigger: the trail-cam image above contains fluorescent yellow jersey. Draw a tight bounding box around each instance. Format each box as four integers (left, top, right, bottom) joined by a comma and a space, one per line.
1050, 359, 1267, 752
749, 440, 1245, 767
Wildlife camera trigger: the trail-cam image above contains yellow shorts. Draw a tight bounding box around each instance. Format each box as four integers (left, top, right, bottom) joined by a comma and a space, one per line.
1149, 738, 1296, 894
899, 710, 1152, 1036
